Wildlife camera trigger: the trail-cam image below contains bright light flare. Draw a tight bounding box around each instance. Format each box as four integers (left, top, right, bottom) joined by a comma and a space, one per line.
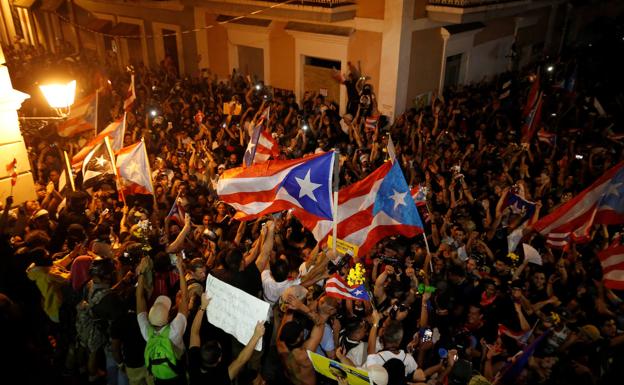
39, 80, 76, 109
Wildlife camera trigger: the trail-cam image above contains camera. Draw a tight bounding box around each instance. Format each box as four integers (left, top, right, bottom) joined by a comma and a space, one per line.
328, 252, 352, 274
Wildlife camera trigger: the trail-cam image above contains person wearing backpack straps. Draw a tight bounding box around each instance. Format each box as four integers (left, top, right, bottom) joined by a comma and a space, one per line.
136, 254, 189, 385
366, 310, 418, 383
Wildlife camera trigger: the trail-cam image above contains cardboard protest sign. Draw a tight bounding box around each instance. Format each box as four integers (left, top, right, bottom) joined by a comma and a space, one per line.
307, 351, 370, 385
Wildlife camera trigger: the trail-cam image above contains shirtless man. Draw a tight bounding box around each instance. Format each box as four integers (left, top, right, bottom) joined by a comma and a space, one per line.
277, 307, 329, 385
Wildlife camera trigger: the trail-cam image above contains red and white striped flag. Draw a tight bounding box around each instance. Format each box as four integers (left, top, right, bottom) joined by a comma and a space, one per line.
167, 196, 186, 227
123, 74, 136, 112
598, 246, 624, 290
325, 274, 370, 301
57, 93, 97, 137
410, 185, 427, 207
253, 131, 279, 164
6, 158, 17, 186
532, 161, 624, 248
498, 324, 531, 346
365, 115, 378, 132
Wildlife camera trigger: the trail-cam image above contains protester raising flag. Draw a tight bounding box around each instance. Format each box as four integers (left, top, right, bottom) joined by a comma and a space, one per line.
325, 274, 370, 301
57, 93, 97, 137
123, 74, 136, 112
6, 158, 17, 187
243, 108, 277, 166
116, 140, 154, 196
82, 137, 116, 188
58, 151, 75, 194
218, 151, 335, 221
598, 246, 624, 290
72, 114, 126, 166
365, 115, 378, 131
498, 324, 532, 346
301, 161, 423, 256
501, 190, 537, 224
533, 161, 624, 248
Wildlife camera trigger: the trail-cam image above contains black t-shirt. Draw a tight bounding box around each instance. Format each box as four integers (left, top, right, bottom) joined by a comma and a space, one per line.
110, 308, 146, 368
188, 346, 231, 385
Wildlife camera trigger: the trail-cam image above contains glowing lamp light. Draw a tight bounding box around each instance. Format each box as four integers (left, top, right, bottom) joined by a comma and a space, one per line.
39, 80, 76, 110
546, 66, 554, 72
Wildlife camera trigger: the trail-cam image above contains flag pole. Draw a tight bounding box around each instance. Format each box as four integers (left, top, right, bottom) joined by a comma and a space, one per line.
63, 151, 76, 192
104, 136, 126, 206
94, 89, 99, 136
331, 150, 340, 253
141, 137, 157, 207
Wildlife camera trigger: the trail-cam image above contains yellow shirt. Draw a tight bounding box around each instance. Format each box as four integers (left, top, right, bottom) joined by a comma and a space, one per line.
26, 265, 70, 323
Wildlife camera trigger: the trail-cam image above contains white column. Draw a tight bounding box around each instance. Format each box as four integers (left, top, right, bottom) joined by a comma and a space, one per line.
0, 45, 37, 205
377, 0, 415, 119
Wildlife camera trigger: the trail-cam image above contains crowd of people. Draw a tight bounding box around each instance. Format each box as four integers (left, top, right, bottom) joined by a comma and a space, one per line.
1, 36, 624, 385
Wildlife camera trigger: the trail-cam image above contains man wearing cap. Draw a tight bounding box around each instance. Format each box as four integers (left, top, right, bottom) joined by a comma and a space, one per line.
136, 254, 189, 384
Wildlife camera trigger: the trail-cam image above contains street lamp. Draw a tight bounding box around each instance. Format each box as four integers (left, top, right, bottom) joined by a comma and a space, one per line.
20, 80, 76, 120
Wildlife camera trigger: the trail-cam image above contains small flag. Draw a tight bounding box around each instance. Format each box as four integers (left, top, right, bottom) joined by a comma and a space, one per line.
498, 324, 532, 346
502, 192, 536, 224
365, 115, 378, 132
123, 74, 136, 112
243, 107, 271, 167
167, 195, 186, 227
6, 158, 17, 186
410, 185, 427, 207
72, 114, 126, 167
325, 274, 370, 301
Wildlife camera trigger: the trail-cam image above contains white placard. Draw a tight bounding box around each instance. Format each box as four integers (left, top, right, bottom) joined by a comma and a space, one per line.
205, 274, 269, 351
522, 243, 543, 266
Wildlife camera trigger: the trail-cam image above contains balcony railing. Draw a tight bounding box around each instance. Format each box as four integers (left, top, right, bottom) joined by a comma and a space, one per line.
427, 0, 519, 6
254, 0, 355, 7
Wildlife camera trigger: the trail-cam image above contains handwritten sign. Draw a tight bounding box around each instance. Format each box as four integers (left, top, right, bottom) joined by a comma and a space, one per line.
307, 351, 370, 385
205, 275, 269, 351
327, 235, 359, 258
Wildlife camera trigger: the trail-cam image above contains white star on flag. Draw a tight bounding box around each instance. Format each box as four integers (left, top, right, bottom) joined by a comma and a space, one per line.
354, 290, 363, 296
245, 142, 256, 155
126, 160, 140, 177
95, 155, 108, 167
606, 182, 622, 198
389, 189, 407, 210
295, 169, 321, 202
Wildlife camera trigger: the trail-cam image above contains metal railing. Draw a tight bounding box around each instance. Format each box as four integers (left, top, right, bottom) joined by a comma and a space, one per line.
427, 0, 519, 7
252, 0, 355, 7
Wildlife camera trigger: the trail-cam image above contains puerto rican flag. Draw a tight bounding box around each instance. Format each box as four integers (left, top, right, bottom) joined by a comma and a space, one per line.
532, 161, 624, 249
365, 115, 379, 132
57, 93, 97, 137
410, 185, 427, 207
523, 75, 540, 117
498, 324, 532, 346
218, 151, 335, 221
521, 92, 543, 143
598, 246, 624, 290
301, 161, 423, 257
167, 195, 186, 227
325, 274, 370, 301
123, 74, 136, 112
72, 114, 126, 167
116, 140, 154, 196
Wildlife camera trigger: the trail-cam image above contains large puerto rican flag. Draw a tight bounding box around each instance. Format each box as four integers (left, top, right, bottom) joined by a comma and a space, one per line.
217, 151, 335, 221
301, 161, 424, 256
598, 246, 624, 290
532, 161, 624, 248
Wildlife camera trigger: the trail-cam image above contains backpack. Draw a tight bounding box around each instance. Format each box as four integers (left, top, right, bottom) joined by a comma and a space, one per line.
75, 281, 110, 352
144, 324, 179, 380
381, 354, 407, 385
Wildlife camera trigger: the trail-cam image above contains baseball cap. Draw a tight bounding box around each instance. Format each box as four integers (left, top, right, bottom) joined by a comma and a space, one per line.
579, 324, 601, 342
148, 296, 172, 327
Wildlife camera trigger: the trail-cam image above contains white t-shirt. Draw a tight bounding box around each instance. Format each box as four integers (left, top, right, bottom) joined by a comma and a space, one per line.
261, 269, 301, 305
137, 312, 187, 356
366, 350, 418, 376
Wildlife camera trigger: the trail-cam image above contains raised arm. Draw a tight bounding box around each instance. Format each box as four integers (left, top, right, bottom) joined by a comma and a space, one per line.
190, 294, 210, 348
166, 213, 192, 253
228, 322, 266, 380
176, 255, 188, 317
255, 221, 275, 271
